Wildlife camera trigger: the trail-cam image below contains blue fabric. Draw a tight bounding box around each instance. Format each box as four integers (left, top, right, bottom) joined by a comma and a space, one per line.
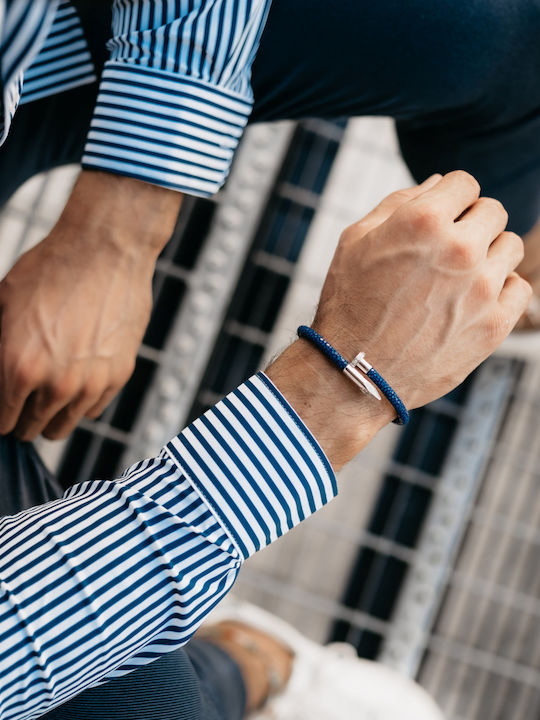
40, 642, 246, 720
251, 0, 540, 236
80, 0, 272, 196
0, 435, 246, 720
0, 0, 272, 196
1, 0, 539, 234
185, 641, 247, 720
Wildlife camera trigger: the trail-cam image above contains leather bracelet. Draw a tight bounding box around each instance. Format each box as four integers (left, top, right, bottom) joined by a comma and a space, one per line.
297, 325, 409, 425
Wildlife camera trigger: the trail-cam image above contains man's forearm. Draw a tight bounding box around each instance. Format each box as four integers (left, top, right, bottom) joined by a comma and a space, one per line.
63, 170, 184, 259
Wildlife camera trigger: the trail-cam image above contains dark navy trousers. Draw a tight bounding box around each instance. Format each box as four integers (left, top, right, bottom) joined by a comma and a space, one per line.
1, 0, 538, 233
1, 2, 539, 719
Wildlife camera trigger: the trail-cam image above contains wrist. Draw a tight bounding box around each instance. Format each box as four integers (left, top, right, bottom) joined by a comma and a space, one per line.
58, 170, 183, 260
265, 339, 394, 471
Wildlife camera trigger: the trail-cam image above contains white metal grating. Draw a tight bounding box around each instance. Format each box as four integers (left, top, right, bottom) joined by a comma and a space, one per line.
415, 359, 540, 720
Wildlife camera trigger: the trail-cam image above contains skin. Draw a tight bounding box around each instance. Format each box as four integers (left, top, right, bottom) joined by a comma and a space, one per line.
0, 171, 183, 440
0, 170, 530, 449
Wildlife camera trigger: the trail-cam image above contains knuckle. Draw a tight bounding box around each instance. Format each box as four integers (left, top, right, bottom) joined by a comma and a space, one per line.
481, 197, 508, 222
515, 275, 533, 306
504, 231, 525, 261
63, 402, 85, 421
42, 427, 64, 441
448, 238, 476, 269
85, 405, 103, 420
80, 379, 104, 402
47, 383, 68, 403
340, 223, 363, 246
522, 276, 534, 300
385, 188, 413, 206
0, 422, 15, 436
449, 170, 481, 196
339, 226, 355, 246
472, 271, 496, 301
110, 373, 127, 395
13, 360, 40, 390
50, 376, 78, 401
401, 203, 443, 234
115, 361, 135, 388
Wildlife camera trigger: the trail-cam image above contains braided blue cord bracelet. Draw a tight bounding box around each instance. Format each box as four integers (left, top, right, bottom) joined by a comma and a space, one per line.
297, 325, 409, 425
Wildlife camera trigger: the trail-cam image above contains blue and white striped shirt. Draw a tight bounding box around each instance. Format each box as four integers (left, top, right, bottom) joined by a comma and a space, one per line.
1, 0, 272, 196
0, 373, 336, 720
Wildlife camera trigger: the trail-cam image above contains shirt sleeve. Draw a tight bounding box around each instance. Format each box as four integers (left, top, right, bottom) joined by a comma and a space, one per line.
81, 0, 272, 197
0, 372, 336, 720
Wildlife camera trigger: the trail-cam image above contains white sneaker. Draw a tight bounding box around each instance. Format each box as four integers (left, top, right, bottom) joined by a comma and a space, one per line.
206, 599, 445, 720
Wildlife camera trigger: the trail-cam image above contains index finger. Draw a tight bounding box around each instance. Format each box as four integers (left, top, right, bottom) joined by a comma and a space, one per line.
412, 170, 481, 221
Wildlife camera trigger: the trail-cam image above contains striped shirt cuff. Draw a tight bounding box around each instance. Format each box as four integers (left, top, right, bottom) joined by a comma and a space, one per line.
82, 61, 252, 197
166, 372, 337, 560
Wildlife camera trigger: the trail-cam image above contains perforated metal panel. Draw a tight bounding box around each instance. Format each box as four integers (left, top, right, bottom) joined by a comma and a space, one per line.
414, 359, 540, 720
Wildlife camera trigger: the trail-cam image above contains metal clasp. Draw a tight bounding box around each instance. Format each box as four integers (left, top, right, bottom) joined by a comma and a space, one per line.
343, 353, 381, 400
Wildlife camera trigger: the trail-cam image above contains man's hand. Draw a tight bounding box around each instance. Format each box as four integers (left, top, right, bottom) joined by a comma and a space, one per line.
267, 172, 531, 469
0, 171, 182, 441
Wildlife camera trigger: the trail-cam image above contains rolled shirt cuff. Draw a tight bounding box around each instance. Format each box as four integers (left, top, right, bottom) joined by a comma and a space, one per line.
82, 61, 253, 197
166, 372, 337, 560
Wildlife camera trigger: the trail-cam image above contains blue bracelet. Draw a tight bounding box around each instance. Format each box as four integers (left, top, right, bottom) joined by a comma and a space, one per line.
297, 325, 409, 425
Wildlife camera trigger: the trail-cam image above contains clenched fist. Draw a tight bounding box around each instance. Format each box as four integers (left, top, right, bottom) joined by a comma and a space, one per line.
267, 172, 531, 468
0, 170, 182, 441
